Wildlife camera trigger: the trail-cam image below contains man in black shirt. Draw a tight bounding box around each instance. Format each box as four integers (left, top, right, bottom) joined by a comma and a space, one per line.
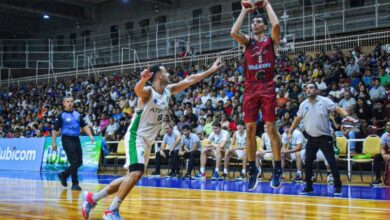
52, 96, 94, 191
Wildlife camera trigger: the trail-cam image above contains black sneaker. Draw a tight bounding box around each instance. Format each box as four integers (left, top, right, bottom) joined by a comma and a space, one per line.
334, 187, 342, 196
221, 173, 228, 180
248, 167, 260, 191
71, 184, 82, 191
300, 186, 314, 195
270, 168, 283, 188
57, 172, 67, 187
183, 173, 191, 179
370, 179, 383, 187
165, 172, 176, 178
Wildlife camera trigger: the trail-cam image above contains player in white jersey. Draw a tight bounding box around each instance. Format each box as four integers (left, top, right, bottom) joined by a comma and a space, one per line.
222, 121, 247, 180
81, 58, 223, 220
256, 124, 272, 177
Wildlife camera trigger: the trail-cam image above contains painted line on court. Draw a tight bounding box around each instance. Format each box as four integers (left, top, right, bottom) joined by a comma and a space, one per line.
0, 197, 389, 212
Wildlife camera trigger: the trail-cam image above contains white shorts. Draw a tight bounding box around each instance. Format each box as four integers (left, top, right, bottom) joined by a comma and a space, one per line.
235, 149, 245, 160
124, 133, 152, 170
300, 149, 339, 167
262, 153, 273, 160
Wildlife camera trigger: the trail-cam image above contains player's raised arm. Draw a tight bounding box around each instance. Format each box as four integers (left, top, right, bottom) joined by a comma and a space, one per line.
230, 7, 252, 46
169, 58, 224, 94
134, 68, 153, 102
263, 0, 280, 47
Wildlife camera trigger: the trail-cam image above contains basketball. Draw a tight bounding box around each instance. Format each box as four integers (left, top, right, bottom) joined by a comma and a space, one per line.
241, 0, 264, 11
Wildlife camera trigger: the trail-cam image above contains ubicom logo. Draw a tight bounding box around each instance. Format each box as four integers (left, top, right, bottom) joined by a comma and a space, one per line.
0, 147, 36, 161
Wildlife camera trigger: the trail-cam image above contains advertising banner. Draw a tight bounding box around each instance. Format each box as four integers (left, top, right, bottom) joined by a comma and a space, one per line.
41, 136, 102, 173
0, 138, 46, 171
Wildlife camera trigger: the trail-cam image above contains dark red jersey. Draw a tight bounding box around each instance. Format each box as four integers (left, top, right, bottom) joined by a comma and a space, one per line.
243, 36, 276, 82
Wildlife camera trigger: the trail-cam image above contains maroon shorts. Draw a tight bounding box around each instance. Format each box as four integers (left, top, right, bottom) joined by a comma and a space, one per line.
243, 80, 277, 123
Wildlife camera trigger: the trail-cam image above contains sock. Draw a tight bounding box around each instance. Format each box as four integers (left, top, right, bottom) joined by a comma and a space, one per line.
297, 170, 302, 176
109, 196, 122, 211
274, 160, 282, 169
242, 169, 246, 174
215, 168, 219, 173
92, 188, 108, 203
200, 167, 205, 174
258, 167, 262, 173
224, 168, 228, 174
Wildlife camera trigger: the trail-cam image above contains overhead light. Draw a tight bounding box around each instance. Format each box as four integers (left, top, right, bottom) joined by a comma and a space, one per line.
43, 14, 50, 19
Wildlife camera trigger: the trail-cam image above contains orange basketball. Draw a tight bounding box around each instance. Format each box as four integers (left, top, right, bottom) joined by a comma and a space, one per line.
241, 0, 264, 11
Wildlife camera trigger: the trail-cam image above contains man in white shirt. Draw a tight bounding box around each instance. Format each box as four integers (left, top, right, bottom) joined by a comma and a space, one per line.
281, 122, 303, 182
194, 121, 231, 180
179, 125, 201, 179
104, 118, 118, 141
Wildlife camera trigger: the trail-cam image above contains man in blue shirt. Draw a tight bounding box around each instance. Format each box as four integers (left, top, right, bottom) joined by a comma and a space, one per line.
179, 124, 201, 178
52, 95, 94, 191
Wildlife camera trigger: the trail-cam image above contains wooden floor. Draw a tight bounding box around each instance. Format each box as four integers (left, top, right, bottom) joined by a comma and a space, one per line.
0, 176, 389, 220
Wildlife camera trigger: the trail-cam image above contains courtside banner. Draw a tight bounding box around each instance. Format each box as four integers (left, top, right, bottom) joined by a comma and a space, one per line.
41, 136, 102, 173
0, 138, 46, 171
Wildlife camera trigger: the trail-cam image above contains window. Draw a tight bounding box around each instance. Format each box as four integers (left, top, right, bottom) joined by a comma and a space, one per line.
82, 30, 90, 46
111, 25, 119, 46
209, 5, 222, 25
125, 21, 134, 39
56, 35, 64, 51
69, 33, 76, 48
232, 2, 241, 19
192, 9, 202, 27
155, 16, 167, 34
139, 19, 150, 37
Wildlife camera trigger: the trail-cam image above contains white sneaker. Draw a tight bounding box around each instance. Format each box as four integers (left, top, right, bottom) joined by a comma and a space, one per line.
327, 174, 334, 185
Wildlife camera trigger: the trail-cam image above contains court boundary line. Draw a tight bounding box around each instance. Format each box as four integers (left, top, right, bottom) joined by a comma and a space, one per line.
0, 176, 389, 203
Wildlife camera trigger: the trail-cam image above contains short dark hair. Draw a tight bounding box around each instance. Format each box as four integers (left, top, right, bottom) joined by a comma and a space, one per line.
150, 64, 162, 81
253, 14, 268, 26
182, 124, 190, 130
212, 121, 221, 127
306, 82, 318, 89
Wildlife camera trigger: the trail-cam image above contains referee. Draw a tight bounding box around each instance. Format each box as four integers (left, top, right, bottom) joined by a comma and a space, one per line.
52, 95, 94, 191
289, 83, 352, 196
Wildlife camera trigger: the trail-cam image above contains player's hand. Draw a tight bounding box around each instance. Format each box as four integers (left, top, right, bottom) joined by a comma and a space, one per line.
210, 58, 224, 72
242, 6, 254, 14
160, 150, 166, 158
52, 143, 57, 151
90, 136, 95, 144
140, 68, 153, 81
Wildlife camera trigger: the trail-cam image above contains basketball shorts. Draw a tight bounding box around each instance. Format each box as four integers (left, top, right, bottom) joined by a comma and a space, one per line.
243, 80, 277, 123
124, 131, 153, 172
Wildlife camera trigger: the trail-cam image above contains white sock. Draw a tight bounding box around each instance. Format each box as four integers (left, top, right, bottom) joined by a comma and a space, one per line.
92, 188, 108, 202
258, 167, 262, 173
215, 168, 219, 173
242, 169, 246, 174
224, 168, 228, 174
109, 196, 122, 211
297, 170, 302, 176
200, 167, 205, 174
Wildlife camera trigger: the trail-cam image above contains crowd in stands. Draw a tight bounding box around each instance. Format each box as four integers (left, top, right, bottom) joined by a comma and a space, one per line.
0, 45, 389, 182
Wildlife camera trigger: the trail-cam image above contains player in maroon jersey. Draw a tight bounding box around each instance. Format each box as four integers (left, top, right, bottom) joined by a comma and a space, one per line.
230, 0, 282, 190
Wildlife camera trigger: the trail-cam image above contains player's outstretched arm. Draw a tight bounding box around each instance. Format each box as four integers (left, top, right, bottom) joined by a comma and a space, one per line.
170, 58, 224, 94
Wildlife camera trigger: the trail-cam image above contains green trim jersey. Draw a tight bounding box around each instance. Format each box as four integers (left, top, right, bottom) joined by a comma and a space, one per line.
124, 86, 171, 169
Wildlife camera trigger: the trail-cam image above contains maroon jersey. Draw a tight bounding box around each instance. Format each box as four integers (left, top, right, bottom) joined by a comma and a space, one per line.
243, 36, 276, 82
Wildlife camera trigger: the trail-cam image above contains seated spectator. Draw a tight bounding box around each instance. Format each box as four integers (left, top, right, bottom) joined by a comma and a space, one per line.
338, 90, 356, 114
256, 125, 272, 177
369, 78, 386, 101
281, 122, 304, 182
179, 125, 201, 179
222, 121, 247, 180
104, 117, 118, 141
194, 121, 231, 180
371, 122, 390, 186
150, 124, 181, 177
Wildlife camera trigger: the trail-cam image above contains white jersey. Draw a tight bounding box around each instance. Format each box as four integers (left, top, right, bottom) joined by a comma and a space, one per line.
235, 130, 247, 148
127, 87, 171, 146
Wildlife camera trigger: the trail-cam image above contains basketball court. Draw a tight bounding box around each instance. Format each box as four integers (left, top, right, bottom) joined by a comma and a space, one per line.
1, 171, 389, 219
